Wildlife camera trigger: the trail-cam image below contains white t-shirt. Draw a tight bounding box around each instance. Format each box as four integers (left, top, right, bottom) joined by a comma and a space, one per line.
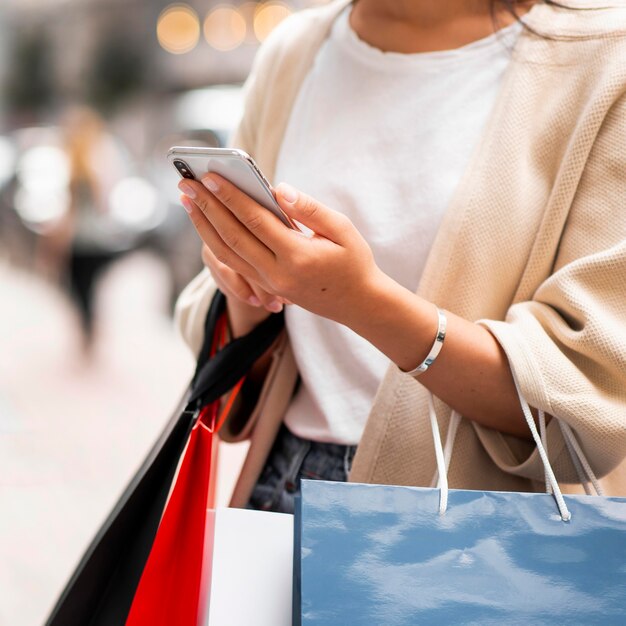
275, 7, 520, 444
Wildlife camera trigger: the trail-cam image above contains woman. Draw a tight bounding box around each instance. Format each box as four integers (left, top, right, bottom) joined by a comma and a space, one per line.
175, 0, 626, 513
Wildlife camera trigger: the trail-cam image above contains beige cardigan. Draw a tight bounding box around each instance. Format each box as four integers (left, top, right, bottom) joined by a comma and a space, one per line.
175, 0, 626, 506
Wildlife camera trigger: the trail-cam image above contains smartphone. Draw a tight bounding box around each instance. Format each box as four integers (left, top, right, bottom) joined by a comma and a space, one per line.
168, 146, 295, 229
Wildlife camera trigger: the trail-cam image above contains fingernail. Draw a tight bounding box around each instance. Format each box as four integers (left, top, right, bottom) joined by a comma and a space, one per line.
202, 175, 219, 193
248, 296, 261, 307
278, 183, 297, 204
178, 181, 196, 199
267, 300, 283, 313
180, 195, 193, 214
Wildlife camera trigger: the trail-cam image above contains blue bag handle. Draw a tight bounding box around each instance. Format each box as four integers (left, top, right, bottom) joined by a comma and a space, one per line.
424, 368, 604, 522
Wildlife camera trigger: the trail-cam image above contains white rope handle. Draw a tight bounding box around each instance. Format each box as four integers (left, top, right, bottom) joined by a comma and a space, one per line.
430, 411, 461, 491
538, 410, 552, 495
443, 411, 461, 477
562, 430, 593, 495
427, 375, 572, 521
510, 374, 571, 521
559, 420, 604, 496
427, 393, 448, 516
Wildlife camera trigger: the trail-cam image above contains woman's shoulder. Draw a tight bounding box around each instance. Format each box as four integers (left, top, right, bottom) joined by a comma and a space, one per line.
526, 1, 626, 42
520, 2, 626, 91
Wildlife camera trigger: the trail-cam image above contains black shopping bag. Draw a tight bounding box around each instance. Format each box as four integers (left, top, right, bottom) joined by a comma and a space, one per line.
46, 291, 284, 626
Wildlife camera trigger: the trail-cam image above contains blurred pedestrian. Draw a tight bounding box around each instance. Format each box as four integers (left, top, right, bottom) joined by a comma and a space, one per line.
60, 106, 128, 351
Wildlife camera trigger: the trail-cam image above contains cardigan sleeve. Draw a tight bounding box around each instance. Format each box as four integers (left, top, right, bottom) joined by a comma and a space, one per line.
173, 267, 217, 357
476, 92, 626, 484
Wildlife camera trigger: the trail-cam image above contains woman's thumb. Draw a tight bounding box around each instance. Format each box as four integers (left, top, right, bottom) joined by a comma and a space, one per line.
275, 183, 343, 240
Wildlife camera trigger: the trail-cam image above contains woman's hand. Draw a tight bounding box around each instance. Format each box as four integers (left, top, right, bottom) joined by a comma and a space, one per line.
179, 174, 538, 438
197, 241, 279, 337
199, 242, 283, 314
178, 174, 384, 327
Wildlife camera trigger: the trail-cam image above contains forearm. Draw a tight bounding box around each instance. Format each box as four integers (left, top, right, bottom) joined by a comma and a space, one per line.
226, 296, 274, 385
215, 295, 276, 429
226, 296, 273, 339
346, 271, 531, 439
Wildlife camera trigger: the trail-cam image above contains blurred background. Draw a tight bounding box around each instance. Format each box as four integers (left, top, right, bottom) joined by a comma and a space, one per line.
0, 1, 326, 623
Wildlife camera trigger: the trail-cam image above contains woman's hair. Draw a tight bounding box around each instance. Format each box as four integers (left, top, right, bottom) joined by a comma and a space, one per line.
496, 0, 564, 14
492, 0, 571, 36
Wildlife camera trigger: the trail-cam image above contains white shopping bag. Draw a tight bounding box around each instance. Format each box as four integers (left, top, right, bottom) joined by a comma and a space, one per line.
199, 508, 293, 626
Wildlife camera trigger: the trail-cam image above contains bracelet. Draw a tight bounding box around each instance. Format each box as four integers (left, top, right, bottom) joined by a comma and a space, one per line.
403, 307, 447, 377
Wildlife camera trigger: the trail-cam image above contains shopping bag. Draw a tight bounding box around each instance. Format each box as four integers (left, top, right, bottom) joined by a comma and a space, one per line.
199, 507, 293, 626
45, 291, 284, 626
296, 481, 626, 625
125, 401, 227, 626
126, 301, 241, 625
294, 390, 626, 625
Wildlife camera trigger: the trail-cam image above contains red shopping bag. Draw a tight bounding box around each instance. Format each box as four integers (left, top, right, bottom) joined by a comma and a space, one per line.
126, 315, 243, 626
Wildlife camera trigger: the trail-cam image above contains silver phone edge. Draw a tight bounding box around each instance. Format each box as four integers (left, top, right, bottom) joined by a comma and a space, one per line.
168, 146, 295, 229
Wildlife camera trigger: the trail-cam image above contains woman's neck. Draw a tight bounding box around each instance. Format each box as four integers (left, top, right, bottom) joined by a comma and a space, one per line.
350, 0, 529, 54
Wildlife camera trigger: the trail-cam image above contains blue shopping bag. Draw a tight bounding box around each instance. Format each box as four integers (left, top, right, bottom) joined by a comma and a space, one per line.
294, 390, 626, 625
295, 480, 626, 625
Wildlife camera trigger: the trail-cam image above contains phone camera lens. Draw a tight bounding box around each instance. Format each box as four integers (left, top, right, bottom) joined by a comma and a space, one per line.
174, 159, 194, 179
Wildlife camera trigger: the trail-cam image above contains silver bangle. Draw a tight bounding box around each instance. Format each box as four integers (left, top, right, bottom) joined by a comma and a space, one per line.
403, 307, 447, 377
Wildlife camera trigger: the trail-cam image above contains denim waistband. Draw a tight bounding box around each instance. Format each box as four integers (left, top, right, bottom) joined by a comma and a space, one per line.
248, 424, 358, 514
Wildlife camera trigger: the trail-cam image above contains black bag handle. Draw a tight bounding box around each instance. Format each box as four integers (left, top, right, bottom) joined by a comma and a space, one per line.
186, 290, 285, 410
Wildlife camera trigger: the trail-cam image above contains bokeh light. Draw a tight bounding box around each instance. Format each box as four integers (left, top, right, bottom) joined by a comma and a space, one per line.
204, 5, 247, 52
0, 137, 16, 188
109, 176, 162, 231
175, 85, 244, 135
239, 2, 261, 44
253, 1, 292, 43
15, 145, 71, 230
157, 4, 200, 55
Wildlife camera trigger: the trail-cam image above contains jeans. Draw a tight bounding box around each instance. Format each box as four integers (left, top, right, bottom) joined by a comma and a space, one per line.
248, 425, 358, 514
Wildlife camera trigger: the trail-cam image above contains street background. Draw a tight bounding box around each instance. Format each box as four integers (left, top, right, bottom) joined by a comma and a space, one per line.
0, 1, 325, 623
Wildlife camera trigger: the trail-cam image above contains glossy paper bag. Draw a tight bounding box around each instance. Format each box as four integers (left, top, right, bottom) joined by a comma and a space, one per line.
295, 480, 626, 625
